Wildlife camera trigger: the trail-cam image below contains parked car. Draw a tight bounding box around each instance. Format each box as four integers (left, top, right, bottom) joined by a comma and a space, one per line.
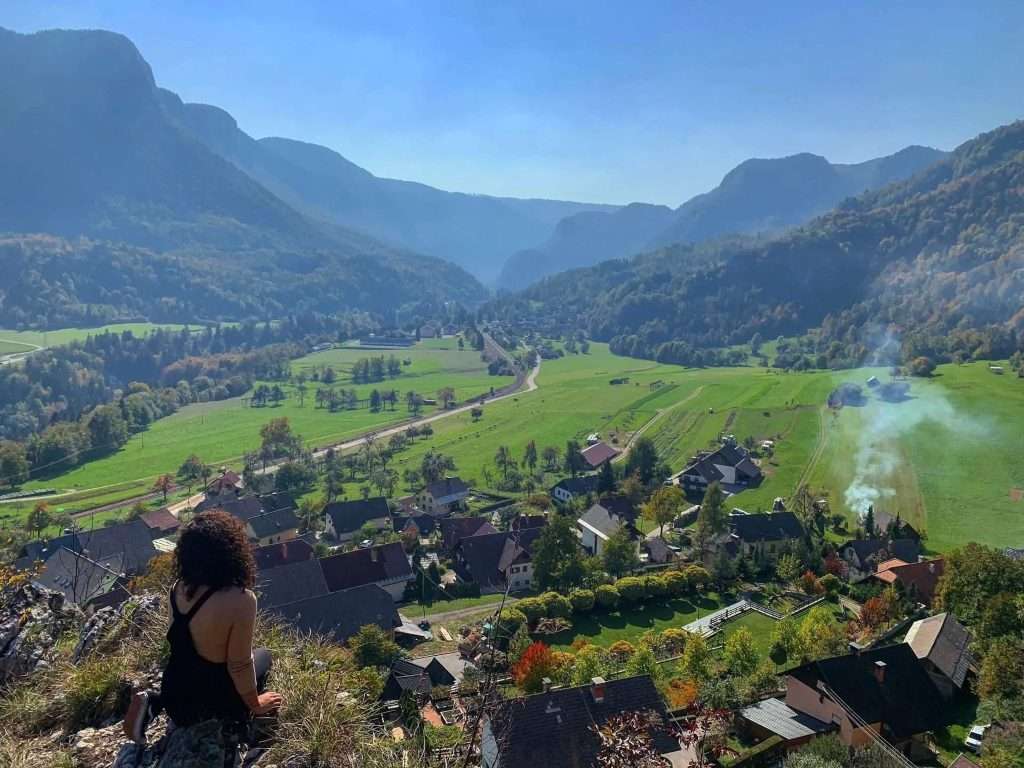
964, 724, 990, 753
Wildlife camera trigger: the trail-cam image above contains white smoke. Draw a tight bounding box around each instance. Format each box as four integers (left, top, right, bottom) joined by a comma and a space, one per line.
843, 376, 980, 518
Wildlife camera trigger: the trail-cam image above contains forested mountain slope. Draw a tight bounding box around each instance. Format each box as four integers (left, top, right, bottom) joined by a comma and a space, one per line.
489, 121, 1024, 367
497, 146, 946, 290
0, 27, 485, 324
159, 92, 613, 284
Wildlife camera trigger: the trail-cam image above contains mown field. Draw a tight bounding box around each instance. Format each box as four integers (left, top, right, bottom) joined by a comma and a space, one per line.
5, 336, 1022, 552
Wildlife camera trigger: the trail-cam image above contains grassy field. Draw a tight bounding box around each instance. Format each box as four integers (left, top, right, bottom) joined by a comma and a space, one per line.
544, 594, 725, 650
716, 610, 779, 656
0, 322, 192, 349
6, 336, 1022, 551
10, 342, 510, 503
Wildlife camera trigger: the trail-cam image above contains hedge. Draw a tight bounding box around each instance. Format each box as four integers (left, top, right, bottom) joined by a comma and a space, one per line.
541, 591, 573, 619
569, 588, 596, 613
595, 584, 620, 610
615, 576, 645, 604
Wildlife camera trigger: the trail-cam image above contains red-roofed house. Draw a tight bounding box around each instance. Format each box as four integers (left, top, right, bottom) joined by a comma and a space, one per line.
579, 441, 619, 470
872, 558, 945, 605
139, 508, 181, 539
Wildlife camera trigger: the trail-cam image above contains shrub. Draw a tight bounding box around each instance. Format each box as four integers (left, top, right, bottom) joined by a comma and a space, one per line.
819, 573, 841, 599
569, 588, 596, 613
658, 628, 689, 655
608, 640, 635, 663
540, 591, 573, 619
615, 576, 645, 604
424, 724, 463, 751
348, 624, 402, 669
644, 574, 668, 599
63, 658, 127, 732
684, 565, 711, 591
594, 584, 620, 610
515, 597, 547, 624
496, 607, 528, 642
661, 570, 688, 597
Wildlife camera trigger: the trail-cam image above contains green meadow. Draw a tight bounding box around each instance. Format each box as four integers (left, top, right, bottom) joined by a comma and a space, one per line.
0, 322, 193, 350
6, 337, 1023, 552
7, 341, 510, 506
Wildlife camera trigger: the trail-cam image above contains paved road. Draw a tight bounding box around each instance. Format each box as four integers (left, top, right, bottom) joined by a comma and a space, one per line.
256, 348, 541, 477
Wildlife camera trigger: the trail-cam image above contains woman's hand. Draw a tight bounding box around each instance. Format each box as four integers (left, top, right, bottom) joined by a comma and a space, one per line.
251, 691, 283, 715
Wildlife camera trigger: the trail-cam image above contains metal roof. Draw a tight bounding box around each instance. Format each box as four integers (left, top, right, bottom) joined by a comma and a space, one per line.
740, 698, 832, 741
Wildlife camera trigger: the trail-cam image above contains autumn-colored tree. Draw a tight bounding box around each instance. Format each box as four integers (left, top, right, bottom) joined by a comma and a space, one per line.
859, 596, 889, 630
823, 551, 844, 576
608, 640, 636, 663
664, 678, 699, 709
642, 485, 685, 536
512, 642, 556, 693
592, 710, 673, 768
678, 702, 736, 768
153, 474, 175, 502
799, 570, 824, 595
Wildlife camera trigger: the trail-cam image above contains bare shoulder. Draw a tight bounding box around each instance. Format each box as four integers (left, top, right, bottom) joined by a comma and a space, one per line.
212, 587, 257, 613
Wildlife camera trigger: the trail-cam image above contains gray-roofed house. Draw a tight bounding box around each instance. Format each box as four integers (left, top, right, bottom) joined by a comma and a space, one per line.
720, 511, 805, 561
17, 517, 158, 578
904, 612, 974, 700
139, 509, 181, 539
481, 675, 683, 768
392, 513, 438, 539
323, 497, 391, 543
454, 526, 545, 593
738, 697, 832, 749
438, 516, 497, 554
417, 477, 470, 515
838, 538, 921, 582
245, 506, 300, 547
253, 539, 316, 571
670, 441, 762, 497
255, 558, 329, 610
550, 474, 600, 505
197, 492, 299, 545
319, 542, 414, 601
381, 657, 458, 701
32, 547, 128, 608
267, 584, 400, 645
641, 536, 677, 566
576, 495, 639, 556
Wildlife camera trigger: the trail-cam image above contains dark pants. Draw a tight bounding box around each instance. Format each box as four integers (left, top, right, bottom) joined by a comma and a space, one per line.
253, 648, 271, 694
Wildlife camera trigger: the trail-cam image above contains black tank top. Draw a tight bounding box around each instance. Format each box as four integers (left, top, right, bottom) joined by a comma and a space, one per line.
160, 583, 250, 727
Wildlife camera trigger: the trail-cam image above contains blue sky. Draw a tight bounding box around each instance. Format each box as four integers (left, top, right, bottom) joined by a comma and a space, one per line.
7, 1, 1024, 204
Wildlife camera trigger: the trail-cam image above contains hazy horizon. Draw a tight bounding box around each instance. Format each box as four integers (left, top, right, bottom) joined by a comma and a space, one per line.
6, 1, 1024, 205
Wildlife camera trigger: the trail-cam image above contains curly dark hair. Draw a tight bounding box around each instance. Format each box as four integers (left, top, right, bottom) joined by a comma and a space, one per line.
175, 510, 256, 597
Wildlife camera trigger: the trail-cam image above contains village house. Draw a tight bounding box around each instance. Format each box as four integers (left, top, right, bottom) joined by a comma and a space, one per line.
549, 474, 600, 505
255, 558, 329, 610
871, 558, 944, 605
323, 496, 392, 543
380, 655, 465, 702
268, 584, 401, 645
17, 517, 159, 609
669, 441, 762, 497
417, 476, 470, 515
319, 541, 414, 602
438, 516, 497, 554
392, 512, 439, 540
138, 508, 181, 539
576, 495, 639, 556
784, 644, 949, 755
837, 537, 921, 582
206, 469, 243, 499
640, 536, 678, 566
481, 675, 684, 768
252, 538, 316, 571
453, 526, 545, 593
195, 491, 300, 546
719, 510, 805, 561
904, 612, 974, 701
578, 440, 620, 470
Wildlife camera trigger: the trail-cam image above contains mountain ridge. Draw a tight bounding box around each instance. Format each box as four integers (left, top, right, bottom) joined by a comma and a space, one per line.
496, 144, 947, 290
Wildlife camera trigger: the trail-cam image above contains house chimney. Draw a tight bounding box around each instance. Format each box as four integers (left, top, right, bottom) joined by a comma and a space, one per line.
542, 677, 553, 693
590, 676, 606, 704
873, 660, 887, 684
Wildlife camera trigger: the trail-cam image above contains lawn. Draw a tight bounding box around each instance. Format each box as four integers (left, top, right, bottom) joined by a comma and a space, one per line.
715, 610, 779, 657
542, 594, 725, 651
418, 592, 509, 617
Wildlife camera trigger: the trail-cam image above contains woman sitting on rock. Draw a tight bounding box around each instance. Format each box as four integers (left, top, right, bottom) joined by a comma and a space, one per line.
124, 510, 283, 743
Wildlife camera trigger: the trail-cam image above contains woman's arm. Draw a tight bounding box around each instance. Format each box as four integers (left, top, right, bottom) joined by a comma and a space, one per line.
225, 590, 260, 712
